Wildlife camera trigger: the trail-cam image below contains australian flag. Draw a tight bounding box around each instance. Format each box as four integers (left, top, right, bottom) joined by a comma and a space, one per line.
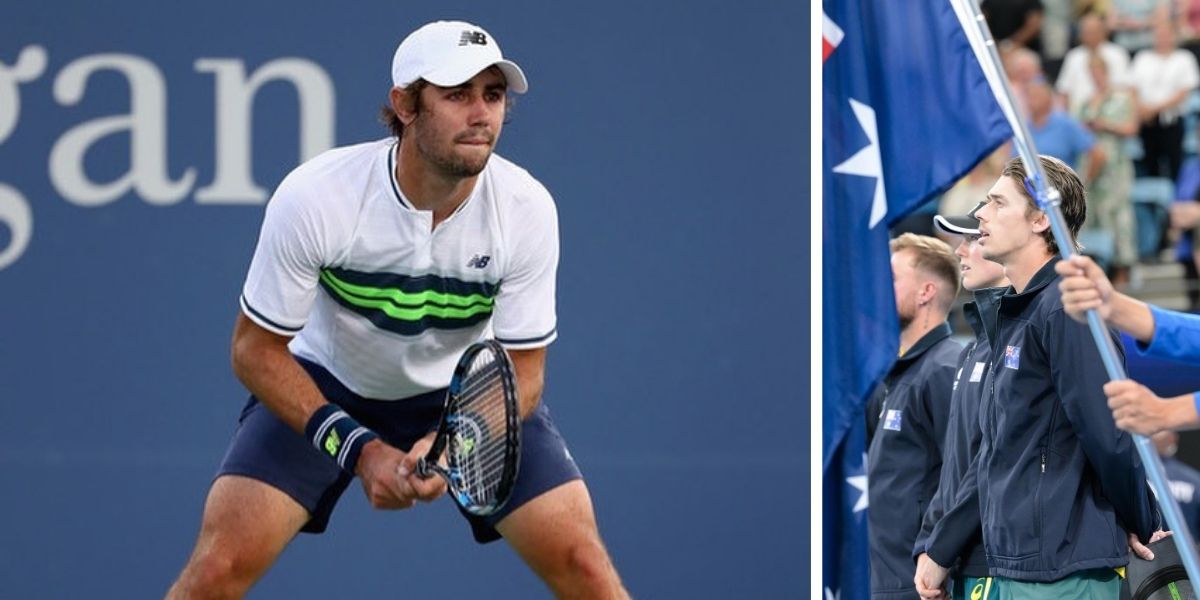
822, 1, 1011, 598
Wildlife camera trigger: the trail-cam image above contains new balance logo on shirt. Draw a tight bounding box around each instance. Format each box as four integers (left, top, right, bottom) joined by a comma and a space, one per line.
467, 254, 491, 268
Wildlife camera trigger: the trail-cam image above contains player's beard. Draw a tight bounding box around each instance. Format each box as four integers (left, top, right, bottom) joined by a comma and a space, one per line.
411, 113, 495, 178
897, 301, 915, 331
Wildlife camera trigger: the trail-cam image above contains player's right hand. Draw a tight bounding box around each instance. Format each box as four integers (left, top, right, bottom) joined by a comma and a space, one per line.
913, 553, 949, 600
1056, 255, 1113, 323
355, 439, 419, 509
395, 431, 448, 503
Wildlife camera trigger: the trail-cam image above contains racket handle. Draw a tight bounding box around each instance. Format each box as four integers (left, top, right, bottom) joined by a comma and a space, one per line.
415, 457, 433, 479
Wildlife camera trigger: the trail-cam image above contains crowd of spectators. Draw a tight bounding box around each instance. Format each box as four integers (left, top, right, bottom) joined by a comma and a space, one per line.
908, 0, 1200, 307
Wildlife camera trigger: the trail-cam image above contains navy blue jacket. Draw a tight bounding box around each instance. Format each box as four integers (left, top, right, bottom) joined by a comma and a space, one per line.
977, 259, 1159, 581
914, 288, 1006, 578
866, 321, 961, 599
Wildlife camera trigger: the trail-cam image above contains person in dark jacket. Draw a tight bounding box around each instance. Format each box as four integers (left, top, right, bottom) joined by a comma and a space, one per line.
865, 233, 963, 599
970, 155, 1160, 597
912, 208, 1009, 600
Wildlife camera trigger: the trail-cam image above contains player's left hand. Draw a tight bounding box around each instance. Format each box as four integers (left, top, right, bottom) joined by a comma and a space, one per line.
396, 431, 448, 503
913, 553, 949, 600
1129, 530, 1172, 560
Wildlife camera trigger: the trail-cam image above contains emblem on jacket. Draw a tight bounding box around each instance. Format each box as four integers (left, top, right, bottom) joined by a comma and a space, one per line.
1004, 345, 1020, 370
883, 409, 902, 432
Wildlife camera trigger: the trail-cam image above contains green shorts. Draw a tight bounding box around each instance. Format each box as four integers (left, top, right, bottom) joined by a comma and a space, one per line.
953, 575, 997, 600
991, 569, 1120, 600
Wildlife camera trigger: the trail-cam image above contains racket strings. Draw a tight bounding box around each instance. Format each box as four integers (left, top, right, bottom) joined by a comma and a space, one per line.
447, 356, 515, 504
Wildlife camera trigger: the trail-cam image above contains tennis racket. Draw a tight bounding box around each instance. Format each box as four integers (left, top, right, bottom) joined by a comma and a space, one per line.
417, 339, 521, 516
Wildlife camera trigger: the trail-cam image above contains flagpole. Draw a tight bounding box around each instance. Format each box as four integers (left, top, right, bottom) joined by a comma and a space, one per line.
957, 0, 1200, 584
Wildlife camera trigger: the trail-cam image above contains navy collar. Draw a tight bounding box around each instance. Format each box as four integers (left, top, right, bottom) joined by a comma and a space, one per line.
1000, 258, 1060, 312
896, 320, 954, 367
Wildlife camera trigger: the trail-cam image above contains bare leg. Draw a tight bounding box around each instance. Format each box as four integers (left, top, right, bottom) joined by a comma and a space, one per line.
498, 480, 629, 600
165, 475, 310, 600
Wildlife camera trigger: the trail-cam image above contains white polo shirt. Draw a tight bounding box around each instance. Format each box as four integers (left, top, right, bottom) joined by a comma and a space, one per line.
240, 138, 559, 400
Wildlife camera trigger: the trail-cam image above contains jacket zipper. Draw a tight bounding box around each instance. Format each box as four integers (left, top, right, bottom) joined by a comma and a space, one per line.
878, 383, 890, 423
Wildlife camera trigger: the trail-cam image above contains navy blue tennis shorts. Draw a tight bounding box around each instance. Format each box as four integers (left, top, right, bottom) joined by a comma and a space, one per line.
216, 357, 582, 543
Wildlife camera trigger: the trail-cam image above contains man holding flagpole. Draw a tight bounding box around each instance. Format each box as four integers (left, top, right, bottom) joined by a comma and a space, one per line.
972, 155, 1160, 597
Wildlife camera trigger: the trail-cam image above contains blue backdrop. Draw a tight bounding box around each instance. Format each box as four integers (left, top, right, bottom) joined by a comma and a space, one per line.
0, 1, 809, 597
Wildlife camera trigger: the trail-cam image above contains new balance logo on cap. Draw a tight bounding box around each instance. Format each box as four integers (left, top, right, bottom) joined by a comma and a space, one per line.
391, 21, 528, 93
460, 31, 488, 46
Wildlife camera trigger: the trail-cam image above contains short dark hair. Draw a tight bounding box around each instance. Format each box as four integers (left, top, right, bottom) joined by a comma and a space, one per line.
378, 75, 517, 139
1001, 155, 1086, 255
379, 79, 429, 139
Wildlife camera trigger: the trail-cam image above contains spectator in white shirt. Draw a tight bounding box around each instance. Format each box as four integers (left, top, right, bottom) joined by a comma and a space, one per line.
1130, 20, 1200, 179
1056, 13, 1132, 112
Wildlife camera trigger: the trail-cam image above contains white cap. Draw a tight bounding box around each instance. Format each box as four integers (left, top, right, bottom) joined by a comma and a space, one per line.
391, 20, 528, 94
932, 201, 984, 236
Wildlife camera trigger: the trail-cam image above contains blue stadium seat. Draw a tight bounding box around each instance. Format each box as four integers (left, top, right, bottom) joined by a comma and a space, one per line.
1131, 177, 1176, 259
1127, 135, 1144, 162
1185, 90, 1200, 157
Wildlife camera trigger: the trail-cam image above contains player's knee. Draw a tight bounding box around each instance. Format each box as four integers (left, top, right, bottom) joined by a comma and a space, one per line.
561, 539, 615, 586
176, 550, 262, 599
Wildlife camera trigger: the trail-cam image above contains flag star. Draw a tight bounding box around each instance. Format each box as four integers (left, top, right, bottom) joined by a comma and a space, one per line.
847, 453, 868, 513
832, 98, 888, 228
825, 586, 840, 600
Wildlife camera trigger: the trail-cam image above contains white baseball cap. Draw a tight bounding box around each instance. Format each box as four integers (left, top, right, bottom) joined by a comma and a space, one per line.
932, 201, 984, 236
391, 20, 528, 94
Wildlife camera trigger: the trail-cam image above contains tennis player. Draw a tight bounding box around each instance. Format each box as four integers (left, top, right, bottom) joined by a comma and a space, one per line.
971, 155, 1159, 596
166, 20, 628, 599
864, 233, 962, 600
913, 207, 1008, 600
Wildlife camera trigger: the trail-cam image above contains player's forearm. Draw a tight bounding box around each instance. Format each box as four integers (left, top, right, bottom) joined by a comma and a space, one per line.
231, 317, 329, 433
1107, 292, 1156, 342
507, 347, 547, 419
925, 480, 981, 568
516, 372, 543, 419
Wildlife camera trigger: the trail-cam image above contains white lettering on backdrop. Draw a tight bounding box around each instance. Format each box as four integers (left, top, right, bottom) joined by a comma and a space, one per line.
0, 45, 337, 270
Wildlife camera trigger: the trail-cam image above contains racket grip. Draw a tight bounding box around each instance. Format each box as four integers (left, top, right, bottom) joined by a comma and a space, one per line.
415, 457, 433, 479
